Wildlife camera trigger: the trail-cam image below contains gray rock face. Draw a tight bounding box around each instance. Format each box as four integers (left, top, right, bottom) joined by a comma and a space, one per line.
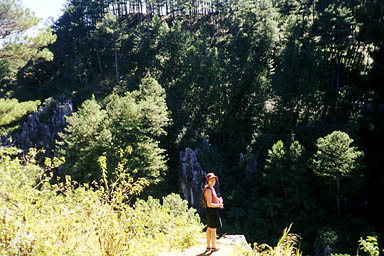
17, 100, 73, 153
1, 100, 73, 156
0, 134, 12, 147
179, 140, 221, 214
239, 153, 258, 179
179, 147, 206, 211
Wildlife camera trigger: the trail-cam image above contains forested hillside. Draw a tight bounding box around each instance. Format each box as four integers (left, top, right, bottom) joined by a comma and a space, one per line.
1, 0, 384, 254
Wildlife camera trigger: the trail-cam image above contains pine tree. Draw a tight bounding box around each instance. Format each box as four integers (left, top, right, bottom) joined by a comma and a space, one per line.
107, 74, 171, 184
57, 97, 111, 182
263, 139, 313, 219
0, 0, 56, 80
312, 131, 364, 216
94, 12, 128, 85
57, 75, 171, 188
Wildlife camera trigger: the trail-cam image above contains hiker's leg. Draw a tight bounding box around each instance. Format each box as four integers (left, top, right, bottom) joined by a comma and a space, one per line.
211, 228, 217, 248
206, 228, 212, 248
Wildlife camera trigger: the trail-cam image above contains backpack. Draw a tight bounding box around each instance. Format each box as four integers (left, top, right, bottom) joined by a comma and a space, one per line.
200, 187, 214, 208
200, 187, 207, 208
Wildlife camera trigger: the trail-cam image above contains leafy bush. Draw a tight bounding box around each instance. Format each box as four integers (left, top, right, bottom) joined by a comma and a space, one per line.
331, 236, 382, 256
314, 227, 338, 255
246, 224, 302, 256
0, 98, 40, 136
357, 236, 381, 256
0, 146, 202, 256
132, 194, 202, 252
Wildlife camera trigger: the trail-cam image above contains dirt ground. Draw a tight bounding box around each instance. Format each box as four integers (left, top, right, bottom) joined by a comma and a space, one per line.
158, 235, 252, 256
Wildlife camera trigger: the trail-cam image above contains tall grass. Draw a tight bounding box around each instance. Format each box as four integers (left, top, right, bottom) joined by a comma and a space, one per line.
0, 147, 203, 256
240, 224, 302, 256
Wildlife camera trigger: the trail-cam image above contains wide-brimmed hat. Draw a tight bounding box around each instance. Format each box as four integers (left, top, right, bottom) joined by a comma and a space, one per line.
206, 172, 218, 182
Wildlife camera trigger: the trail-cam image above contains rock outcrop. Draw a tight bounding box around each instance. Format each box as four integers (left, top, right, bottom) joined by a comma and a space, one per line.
220, 235, 252, 251
1, 100, 73, 155
179, 139, 221, 214
179, 147, 207, 212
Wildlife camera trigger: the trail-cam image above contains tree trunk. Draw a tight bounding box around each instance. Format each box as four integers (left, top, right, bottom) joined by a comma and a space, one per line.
146, 0, 151, 38
84, 66, 88, 87
96, 50, 103, 75
336, 175, 340, 217
124, 3, 129, 32
114, 48, 120, 85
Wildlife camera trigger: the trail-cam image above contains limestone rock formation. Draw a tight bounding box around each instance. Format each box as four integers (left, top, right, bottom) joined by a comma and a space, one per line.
0, 100, 73, 156
179, 147, 206, 212
179, 139, 221, 214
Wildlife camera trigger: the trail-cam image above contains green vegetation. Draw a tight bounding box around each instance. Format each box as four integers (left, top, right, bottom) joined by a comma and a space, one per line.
0, 146, 307, 256
0, 147, 202, 255
312, 131, 364, 216
0, 98, 40, 136
1, 0, 384, 254
357, 236, 381, 256
0, 0, 56, 82
57, 75, 171, 190
248, 225, 302, 256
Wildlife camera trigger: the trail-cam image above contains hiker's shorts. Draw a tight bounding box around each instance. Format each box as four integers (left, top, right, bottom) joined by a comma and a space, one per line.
205, 208, 222, 229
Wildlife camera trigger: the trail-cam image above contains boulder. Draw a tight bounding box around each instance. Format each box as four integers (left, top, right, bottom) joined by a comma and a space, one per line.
220, 234, 252, 251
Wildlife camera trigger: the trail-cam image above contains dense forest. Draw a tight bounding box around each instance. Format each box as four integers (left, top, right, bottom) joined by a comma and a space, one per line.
1, 0, 384, 254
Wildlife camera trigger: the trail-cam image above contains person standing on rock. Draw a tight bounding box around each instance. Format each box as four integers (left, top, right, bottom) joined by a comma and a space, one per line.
204, 172, 224, 252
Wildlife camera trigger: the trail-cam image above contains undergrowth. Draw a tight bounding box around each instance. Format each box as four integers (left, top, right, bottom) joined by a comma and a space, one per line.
237, 224, 302, 256
2, 147, 377, 256
0, 147, 202, 256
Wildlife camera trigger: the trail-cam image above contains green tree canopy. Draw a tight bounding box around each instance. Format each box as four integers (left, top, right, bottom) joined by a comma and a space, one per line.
57, 75, 171, 190
263, 140, 313, 219
312, 131, 364, 180
312, 131, 364, 215
57, 96, 110, 182
0, 0, 56, 80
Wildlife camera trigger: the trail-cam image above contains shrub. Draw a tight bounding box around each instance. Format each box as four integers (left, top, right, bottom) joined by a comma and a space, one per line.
357, 236, 381, 256
0, 98, 40, 136
248, 224, 302, 256
0, 146, 202, 256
